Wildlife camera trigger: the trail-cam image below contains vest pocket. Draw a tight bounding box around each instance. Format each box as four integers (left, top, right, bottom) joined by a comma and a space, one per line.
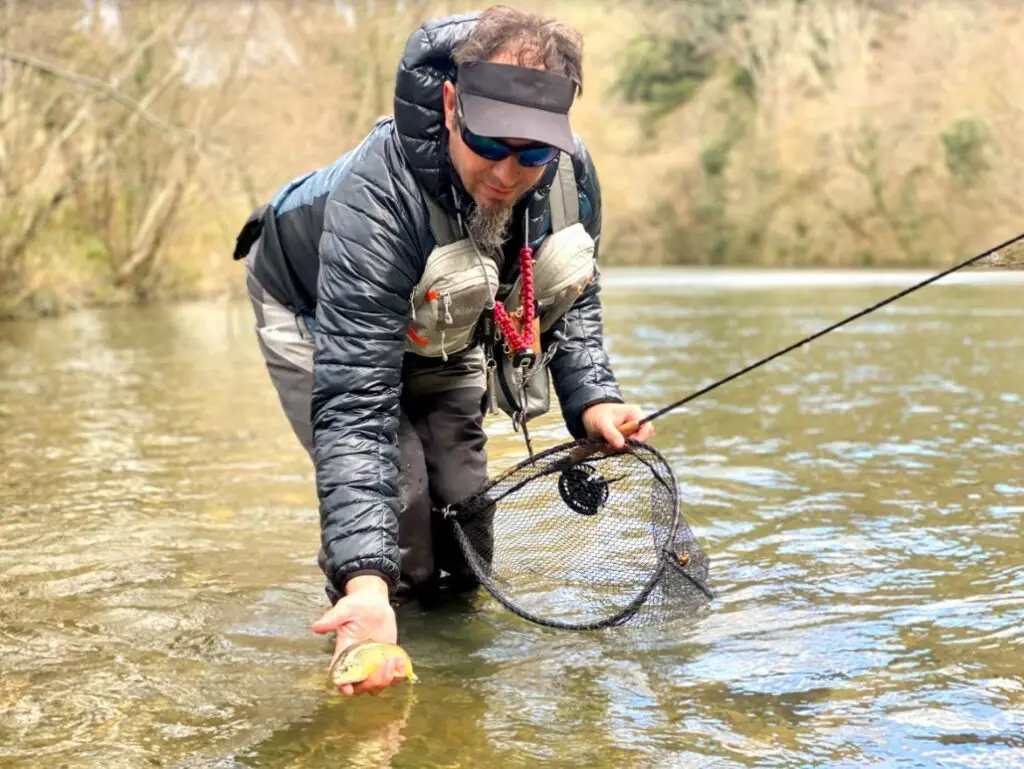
406, 238, 499, 359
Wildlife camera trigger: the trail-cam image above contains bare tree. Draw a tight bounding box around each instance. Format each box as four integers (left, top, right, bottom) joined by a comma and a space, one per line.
0, 0, 259, 313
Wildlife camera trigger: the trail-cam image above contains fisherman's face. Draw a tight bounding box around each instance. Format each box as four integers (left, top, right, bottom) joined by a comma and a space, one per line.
443, 56, 552, 211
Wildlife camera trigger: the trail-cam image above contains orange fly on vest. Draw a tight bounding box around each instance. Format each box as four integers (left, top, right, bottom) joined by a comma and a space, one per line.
406, 289, 440, 347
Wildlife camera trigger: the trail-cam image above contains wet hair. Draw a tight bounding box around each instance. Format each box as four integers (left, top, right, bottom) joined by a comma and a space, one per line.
452, 5, 584, 97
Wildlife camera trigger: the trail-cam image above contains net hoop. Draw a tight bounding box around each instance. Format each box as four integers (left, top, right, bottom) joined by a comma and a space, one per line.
445, 437, 713, 631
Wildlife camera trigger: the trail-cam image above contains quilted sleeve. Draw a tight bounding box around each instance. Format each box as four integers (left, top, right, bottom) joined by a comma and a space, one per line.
311, 136, 428, 594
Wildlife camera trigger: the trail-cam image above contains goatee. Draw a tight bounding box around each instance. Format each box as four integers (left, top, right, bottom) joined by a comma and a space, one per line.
467, 203, 512, 254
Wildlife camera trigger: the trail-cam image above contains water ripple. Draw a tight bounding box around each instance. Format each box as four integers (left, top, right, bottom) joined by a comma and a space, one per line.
2, 281, 1023, 767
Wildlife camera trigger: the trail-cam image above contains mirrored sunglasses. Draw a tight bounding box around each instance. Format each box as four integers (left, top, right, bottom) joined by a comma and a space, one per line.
456, 96, 560, 168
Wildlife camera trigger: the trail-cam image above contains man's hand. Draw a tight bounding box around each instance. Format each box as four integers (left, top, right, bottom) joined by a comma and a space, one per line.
311, 574, 406, 697
581, 402, 654, 449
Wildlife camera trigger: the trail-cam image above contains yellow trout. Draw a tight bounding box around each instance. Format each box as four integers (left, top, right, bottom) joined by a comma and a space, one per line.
329, 640, 419, 686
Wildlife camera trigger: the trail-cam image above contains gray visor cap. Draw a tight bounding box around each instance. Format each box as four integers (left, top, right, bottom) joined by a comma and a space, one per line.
456, 61, 577, 153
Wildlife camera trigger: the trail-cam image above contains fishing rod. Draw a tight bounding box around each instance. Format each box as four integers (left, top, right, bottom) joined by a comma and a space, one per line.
620, 229, 1024, 435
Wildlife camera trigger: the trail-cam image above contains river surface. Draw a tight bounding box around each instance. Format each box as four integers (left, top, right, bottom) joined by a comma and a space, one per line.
1, 268, 1022, 769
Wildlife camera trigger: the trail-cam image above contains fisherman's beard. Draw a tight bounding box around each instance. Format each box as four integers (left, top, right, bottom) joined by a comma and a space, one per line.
467, 202, 513, 254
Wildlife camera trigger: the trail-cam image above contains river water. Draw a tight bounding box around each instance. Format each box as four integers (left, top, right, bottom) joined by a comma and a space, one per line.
1, 269, 1022, 768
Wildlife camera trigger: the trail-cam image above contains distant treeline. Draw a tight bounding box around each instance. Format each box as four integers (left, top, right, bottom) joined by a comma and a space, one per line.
1, 0, 1020, 319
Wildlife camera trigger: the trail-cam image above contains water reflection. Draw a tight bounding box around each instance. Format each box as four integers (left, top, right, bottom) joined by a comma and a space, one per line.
1, 270, 1023, 768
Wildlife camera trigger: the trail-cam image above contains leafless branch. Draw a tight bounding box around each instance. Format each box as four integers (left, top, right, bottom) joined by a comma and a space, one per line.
23, 7, 192, 198
114, 1, 263, 286
4, 57, 187, 271
0, 41, 257, 206
0, 48, 204, 149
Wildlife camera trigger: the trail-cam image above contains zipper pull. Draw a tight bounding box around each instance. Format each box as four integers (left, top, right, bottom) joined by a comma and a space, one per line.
443, 292, 453, 325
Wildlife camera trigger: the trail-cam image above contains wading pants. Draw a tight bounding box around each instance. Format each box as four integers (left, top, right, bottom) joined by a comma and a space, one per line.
244, 248, 489, 605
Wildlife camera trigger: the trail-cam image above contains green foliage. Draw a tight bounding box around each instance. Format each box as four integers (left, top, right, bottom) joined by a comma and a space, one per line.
808, 23, 835, 88
613, 35, 717, 116
134, 46, 155, 90
699, 138, 730, 179
941, 117, 990, 187
730, 66, 756, 102
612, 1, 753, 117
82, 237, 111, 267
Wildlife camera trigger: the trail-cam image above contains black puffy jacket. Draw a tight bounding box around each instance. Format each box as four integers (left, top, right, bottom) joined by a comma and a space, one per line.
247, 12, 624, 593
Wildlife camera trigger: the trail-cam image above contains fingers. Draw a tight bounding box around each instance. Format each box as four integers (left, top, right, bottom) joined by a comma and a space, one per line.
633, 420, 655, 443
597, 407, 655, 450
352, 658, 403, 696
620, 407, 654, 445
335, 656, 407, 698
598, 415, 626, 450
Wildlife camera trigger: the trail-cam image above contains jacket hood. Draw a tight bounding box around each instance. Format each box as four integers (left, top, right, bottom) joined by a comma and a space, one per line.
393, 12, 479, 213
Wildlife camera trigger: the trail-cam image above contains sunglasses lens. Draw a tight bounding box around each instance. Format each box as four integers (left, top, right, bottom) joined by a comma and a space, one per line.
517, 146, 559, 167
462, 122, 558, 167
464, 130, 511, 161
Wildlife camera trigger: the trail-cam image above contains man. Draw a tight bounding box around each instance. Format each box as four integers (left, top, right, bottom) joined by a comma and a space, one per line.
235, 6, 653, 697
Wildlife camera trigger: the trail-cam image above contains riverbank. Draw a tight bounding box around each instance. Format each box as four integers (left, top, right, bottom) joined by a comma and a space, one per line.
3, 1, 1022, 320
6, 258, 1022, 324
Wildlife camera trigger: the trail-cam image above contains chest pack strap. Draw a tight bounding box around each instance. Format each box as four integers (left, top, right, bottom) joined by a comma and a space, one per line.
426, 195, 461, 247
549, 152, 579, 234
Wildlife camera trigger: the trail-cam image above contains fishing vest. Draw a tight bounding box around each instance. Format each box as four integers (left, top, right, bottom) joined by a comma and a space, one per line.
403, 153, 597, 424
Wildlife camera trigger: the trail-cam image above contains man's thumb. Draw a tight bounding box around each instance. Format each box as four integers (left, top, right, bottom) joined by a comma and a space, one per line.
311, 599, 352, 635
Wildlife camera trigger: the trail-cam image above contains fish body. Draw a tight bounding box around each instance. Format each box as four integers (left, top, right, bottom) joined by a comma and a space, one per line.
329, 640, 418, 686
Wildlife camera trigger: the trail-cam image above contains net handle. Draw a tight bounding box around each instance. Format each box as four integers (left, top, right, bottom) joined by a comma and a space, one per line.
567, 420, 642, 464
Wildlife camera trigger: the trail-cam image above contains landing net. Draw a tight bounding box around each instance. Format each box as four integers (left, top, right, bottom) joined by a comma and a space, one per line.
445, 438, 714, 630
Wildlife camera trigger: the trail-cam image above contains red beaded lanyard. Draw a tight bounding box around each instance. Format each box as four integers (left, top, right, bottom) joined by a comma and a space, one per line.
492, 242, 535, 359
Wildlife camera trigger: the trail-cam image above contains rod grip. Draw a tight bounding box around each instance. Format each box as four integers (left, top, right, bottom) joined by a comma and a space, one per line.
619, 420, 641, 437
567, 419, 644, 464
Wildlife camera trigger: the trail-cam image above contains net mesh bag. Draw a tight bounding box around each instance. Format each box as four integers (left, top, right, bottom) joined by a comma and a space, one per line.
445, 437, 714, 630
